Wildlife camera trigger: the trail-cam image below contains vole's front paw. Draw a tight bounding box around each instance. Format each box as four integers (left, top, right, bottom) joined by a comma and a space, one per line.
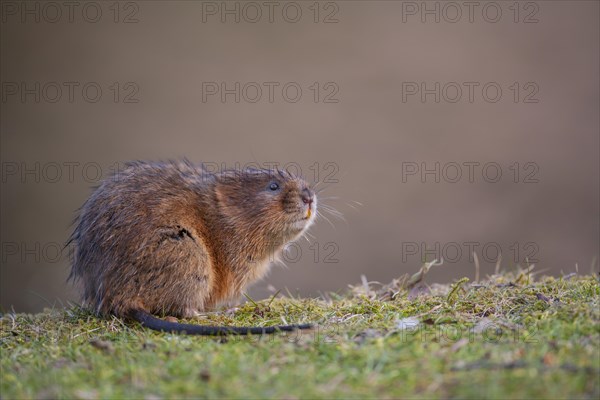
182, 308, 205, 319
224, 307, 240, 316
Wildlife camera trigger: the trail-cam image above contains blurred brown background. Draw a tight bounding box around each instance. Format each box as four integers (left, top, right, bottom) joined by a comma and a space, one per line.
1, 1, 598, 313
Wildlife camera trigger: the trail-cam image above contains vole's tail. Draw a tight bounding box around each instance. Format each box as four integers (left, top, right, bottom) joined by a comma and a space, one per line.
129, 309, 313, 335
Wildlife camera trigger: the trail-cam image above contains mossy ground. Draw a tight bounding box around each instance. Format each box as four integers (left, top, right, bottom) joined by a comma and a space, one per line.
1, 271, 598, 399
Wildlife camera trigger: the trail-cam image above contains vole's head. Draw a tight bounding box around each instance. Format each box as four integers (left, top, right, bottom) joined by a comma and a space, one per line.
215, 168, 316, 241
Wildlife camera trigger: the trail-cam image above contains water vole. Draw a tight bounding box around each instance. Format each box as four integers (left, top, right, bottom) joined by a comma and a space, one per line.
69, 160, 316, 335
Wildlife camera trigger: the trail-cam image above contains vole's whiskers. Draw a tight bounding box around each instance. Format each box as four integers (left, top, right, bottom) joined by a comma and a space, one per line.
316, 210, 336, 230
345, 200, 363, 211
303, 232, 316, 242
315, 184, 335, 195
312, 180, 338, 195
319, 204, 348, 228
317, 196, 340, 201
320, 204, 345, 220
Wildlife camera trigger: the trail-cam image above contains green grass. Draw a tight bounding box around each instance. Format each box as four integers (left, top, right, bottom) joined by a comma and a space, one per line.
1, 271, 598, 399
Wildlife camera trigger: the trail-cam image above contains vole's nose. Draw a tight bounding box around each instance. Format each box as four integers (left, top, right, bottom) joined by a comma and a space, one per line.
301, 188, 314, 206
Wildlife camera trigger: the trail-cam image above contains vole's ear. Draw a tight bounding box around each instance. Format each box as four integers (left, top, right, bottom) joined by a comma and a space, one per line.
214, 180, 247, 222
215, 181, 236, 207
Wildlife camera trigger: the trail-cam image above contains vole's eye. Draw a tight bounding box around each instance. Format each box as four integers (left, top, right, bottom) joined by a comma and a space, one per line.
268, 182, 280, 191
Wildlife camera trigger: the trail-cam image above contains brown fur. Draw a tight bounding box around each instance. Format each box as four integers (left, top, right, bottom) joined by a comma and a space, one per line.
69, 160, 316, 319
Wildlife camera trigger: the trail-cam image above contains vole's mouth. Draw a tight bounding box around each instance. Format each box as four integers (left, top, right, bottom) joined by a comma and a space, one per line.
290, 206, 315, 232
287, 196, 316, 232
304, 198, 316, 219
305, 207, 312, 219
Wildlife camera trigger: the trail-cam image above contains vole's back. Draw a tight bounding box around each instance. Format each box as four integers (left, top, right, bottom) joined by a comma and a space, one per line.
70, 161, 214, 317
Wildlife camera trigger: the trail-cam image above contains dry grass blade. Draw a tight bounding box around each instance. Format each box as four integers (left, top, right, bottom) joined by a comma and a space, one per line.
407, 259, 444, 289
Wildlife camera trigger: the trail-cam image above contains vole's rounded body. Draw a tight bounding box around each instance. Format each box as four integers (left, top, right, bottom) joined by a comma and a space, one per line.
69, 161, 316, 334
